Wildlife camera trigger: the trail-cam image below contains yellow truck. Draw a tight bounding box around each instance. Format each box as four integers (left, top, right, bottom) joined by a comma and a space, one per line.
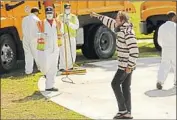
0, 1, 135, 72
139, 1, 176, 51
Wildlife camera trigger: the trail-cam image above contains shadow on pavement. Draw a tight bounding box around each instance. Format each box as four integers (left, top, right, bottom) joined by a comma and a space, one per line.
1, 57, 161, 79
11, 90, 63, 103
144, 87, 176, 97
12, 91, 45, 103
1, 60, 40, 79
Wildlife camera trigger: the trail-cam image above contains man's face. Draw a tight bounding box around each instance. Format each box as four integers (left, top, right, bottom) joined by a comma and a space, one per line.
65, 8, 71, 15
34, 12, 39, 17
115, 15, 124, 27
172, 15, 177, 23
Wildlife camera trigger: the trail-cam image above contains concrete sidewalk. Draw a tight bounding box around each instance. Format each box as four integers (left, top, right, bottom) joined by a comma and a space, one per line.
38, 58, 176, 119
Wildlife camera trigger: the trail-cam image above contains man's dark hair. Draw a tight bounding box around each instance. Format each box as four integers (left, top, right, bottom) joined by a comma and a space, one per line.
31, 7, 39, 13
64, 3, 71, 9
167, 11, 176, 21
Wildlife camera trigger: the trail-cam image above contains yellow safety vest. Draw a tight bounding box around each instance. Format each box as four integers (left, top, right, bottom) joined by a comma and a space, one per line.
36, 19, 62, 51
57, 14, 77, 38
55, 19, 62, 47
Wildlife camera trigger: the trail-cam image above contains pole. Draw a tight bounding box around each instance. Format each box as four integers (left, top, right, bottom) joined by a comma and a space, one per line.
61, 14, 74, 84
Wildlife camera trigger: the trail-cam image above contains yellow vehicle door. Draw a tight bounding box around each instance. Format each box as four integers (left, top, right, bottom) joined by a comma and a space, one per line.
6, 1, 39, 40
0, 1, 14, 28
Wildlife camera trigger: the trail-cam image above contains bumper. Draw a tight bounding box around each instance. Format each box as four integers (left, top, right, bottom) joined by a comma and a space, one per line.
139, 21, 148, 35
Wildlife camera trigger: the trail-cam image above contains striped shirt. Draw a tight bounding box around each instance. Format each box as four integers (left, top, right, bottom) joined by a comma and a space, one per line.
97, 15, 139, 70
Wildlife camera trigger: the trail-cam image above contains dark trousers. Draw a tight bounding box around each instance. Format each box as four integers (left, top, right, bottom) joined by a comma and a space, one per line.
111, 69, 132, 113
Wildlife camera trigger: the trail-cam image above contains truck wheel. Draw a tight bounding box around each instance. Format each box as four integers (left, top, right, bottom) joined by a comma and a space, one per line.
82, 25, 99, 59
0, 34, 17, 72
153, 28, 162, 51
94, 25, 116, 59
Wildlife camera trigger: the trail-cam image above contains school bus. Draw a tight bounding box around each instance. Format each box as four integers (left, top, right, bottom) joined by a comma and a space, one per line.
139, 1, 176, 51
0, 1, 135, 72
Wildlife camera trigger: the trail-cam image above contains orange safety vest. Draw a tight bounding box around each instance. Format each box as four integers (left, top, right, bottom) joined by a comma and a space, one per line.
36, 19, 62, 51
37, 21, 45, 51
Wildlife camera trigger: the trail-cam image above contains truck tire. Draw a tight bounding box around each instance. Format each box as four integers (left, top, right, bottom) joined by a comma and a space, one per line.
153, 28, 162, 51
94, 25, 116, 59
82, 25, 99, 59
0, 34, 17, 72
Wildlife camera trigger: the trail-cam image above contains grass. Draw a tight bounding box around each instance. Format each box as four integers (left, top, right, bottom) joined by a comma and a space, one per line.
1, 73, 89, 119
129, 2, 153, 39
138, 42, 160, 57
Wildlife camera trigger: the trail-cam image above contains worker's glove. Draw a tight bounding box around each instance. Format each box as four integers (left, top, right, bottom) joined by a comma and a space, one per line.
64, 18, 70, 25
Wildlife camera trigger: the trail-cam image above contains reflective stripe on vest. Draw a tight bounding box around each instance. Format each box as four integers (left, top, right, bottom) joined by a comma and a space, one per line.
37, 21, 45, 51
59, 14, 77, 37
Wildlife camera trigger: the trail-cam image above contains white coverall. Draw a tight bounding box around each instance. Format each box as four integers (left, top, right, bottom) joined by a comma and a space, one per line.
157, 21, 176, 85
38, 19, 60, 89
22, 13, 40, 74
59, 14, 79, 70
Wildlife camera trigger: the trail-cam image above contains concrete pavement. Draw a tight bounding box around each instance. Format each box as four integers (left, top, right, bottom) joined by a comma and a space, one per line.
38, 57, 176, 119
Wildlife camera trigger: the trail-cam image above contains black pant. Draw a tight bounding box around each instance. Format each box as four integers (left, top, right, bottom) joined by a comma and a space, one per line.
111, 69, 132, 113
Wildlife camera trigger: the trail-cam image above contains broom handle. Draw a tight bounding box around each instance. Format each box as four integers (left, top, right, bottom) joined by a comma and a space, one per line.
66, 20, 74, 68
63, 16, 68, 72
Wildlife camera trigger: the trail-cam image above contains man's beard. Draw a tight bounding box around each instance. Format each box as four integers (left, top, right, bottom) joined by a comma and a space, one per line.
114, 27, 120, 32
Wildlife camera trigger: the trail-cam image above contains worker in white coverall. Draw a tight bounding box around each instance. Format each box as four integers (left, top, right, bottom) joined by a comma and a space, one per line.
22, 7, 40, 74
57, 3, 79, 71
156, 12, 177, 90
37, 6, 61, 91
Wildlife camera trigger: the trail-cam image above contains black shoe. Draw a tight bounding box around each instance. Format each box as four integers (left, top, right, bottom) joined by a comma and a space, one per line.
113, 112, 133, 119
156, 82, 162, 90
113, 112, 127, 119
59, 69, 65, 72
69, 68, 73, 70
45, 87, 58, 91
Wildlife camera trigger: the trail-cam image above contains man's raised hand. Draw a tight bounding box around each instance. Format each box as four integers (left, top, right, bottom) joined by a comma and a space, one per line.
90, 11, 100, 18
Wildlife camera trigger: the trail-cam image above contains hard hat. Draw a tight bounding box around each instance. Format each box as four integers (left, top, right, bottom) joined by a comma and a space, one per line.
64, 3, 71, 9
45, 6, 53, 14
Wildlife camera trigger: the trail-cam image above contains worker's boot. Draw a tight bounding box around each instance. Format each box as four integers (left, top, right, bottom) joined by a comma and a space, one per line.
45, 87, 58, 91
156, 82, 163, 90
173, 82, 176, 89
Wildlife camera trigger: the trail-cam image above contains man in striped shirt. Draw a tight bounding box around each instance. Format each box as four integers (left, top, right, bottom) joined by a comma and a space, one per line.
90, 11, 139, 119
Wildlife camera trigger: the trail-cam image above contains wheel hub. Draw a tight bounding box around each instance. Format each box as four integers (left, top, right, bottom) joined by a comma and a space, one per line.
100, 33, 111, 51
1, 44, 14, 66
